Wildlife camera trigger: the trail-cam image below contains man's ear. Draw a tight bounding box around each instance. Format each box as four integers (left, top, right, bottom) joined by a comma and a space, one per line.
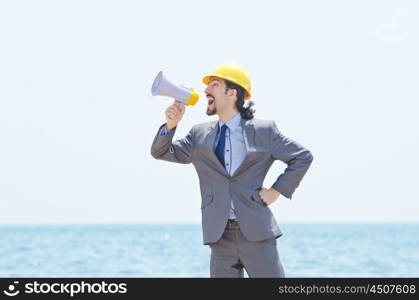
228, 88, 237, 99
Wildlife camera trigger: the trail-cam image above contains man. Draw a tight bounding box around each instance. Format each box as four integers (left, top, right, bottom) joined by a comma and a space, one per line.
151, 62, 314, 277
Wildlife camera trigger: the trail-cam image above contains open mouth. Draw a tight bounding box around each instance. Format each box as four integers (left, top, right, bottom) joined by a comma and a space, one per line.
206, 94, 215, 105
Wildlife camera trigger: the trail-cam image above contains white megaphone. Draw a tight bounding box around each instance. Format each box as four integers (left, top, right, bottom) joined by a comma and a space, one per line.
151, 71, 199, 106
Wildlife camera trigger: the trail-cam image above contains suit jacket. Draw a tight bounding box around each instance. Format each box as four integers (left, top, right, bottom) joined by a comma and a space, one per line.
151, 117, 313, 245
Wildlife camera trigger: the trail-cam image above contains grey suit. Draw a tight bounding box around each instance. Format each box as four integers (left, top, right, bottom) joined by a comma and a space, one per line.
151, 118, 314, 246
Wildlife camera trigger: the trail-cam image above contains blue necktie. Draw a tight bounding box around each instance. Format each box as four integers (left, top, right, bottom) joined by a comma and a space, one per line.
215, 124, 227, 168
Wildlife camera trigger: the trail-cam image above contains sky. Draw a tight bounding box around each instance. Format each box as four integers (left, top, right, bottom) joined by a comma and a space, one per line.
0, 0, 418, 224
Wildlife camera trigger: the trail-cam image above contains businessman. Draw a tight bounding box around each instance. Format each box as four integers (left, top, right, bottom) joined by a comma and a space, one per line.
151, 62, 314, 277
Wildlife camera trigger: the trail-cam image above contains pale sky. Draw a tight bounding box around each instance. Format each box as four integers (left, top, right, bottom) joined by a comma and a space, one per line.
0, 0, 418, 224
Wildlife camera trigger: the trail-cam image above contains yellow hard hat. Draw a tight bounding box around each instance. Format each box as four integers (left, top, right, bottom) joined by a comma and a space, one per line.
202, 62, 252, 100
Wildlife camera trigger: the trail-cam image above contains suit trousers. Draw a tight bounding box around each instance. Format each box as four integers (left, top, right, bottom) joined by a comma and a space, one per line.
208, 220, 285, 278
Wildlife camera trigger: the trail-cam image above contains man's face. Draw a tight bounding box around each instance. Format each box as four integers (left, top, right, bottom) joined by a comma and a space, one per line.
204, 77, 228, 116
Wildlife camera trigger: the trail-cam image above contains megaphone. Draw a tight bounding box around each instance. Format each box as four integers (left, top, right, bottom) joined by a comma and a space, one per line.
151, 71, 199, 106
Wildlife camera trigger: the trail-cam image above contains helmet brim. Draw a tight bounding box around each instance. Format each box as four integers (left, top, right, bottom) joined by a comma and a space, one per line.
202, 75, 251, 100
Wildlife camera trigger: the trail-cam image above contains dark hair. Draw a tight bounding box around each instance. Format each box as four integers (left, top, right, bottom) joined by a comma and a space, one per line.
224, 80, 255, 119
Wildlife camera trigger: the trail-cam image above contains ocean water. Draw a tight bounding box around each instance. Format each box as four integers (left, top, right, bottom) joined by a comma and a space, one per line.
0, 223, 418, 277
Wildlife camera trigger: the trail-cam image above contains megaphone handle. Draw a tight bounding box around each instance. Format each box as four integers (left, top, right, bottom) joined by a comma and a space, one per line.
174, 99, 185, 106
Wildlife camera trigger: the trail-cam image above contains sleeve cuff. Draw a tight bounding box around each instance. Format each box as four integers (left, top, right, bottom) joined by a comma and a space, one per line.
271, 181, 293, 200
159, 124, 172, 136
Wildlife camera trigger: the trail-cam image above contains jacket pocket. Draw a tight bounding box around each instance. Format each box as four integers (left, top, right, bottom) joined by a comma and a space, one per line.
201, 194, 214, 209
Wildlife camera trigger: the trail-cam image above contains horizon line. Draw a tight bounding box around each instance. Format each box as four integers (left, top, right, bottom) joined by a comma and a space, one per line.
0, 221, 418, 226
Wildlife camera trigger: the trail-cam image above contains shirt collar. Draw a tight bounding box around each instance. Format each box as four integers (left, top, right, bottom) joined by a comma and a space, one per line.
218, 113, 242, 131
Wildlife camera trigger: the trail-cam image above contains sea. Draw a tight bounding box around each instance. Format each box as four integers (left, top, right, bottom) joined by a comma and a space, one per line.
1, 223, 418, 277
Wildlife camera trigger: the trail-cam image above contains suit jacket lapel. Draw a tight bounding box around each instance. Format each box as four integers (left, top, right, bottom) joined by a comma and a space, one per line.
203, 121, 229, 176
232, 118, 255, 177
202, 118, 256, 178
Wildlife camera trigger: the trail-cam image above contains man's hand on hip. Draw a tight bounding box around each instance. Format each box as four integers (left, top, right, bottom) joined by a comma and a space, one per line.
259, 188, 281, 206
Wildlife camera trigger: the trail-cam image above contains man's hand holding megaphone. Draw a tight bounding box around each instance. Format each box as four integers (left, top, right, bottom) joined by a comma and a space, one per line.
151, 71, 198, 130
165, 101, 185, 130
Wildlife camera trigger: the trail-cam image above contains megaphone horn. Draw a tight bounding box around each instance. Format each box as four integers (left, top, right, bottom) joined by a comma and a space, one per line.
151, 71, 199, 106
